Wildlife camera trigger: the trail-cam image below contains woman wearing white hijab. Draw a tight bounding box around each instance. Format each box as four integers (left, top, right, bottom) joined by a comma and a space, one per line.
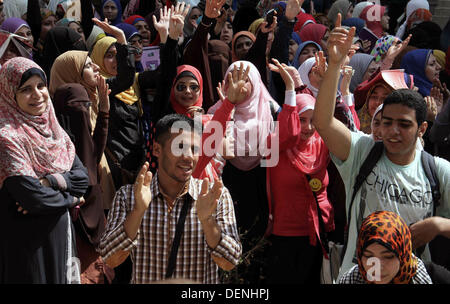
395, 0, 429, 39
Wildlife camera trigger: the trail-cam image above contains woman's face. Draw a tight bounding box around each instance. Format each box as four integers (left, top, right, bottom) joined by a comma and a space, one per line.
363, 60, 380, 82
40, 15, 56, 41
371, 111, 383, 140
103, 44, 117, 76
368, 85, 390, 117
288, 39, 299, 63
298, 45, 319, 66
220, 21, 233, 45
189, 8, 202, 29
425, 53, 442, 83
346, 5, 354, 19
361, 242, 400, 284
129, 35, 143, 61
173, 76, 201, 107
15, 25, 34, 46
134, 20, 151, 46
308, 65, 323, 88
234, 36, 253, 60
381, 10, 390, 31
15, 75, 49, 116
320, 30, 329, 54
103, 0, 119, 21
69, 22, 86, 42
0, 43, 20, 65
82, 57, 100, 87
299, 109, 315, 140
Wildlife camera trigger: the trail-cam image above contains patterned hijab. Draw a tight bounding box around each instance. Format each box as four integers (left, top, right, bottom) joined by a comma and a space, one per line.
0, 57, 75, 188
357, 211, 418, 284
370, 35, 399, 63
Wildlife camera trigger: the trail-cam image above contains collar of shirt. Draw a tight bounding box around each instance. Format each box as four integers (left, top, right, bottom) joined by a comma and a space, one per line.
150, 173, 200, 206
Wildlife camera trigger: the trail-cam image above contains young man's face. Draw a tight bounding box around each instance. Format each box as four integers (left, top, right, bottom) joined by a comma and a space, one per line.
154, 130, 201, 184
380, 104, 427, 164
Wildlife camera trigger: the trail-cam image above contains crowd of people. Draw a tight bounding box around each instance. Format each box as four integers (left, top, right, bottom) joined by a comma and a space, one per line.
0, 0, 449, 285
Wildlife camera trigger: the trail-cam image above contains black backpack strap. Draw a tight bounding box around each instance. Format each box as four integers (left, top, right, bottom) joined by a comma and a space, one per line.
420, 150, 441, 215
341, 141, 384, 260
165, 196, 192, 279
347, 141, 384, 221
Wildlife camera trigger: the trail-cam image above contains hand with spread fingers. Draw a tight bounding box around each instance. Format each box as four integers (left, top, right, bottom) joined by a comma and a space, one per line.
205, 0, 227, 19
133, 162, 153, 213
226, 62, 251, 104
313, 51, 327, 78
285, 0, 304, 21
92, 17, 127, 45
425, 96, 437, 121
196, 178, 223, 223
430, 85, 444, 113
385, 34, 411, 63
153, 6, 172, 43
169, 2, 191, 40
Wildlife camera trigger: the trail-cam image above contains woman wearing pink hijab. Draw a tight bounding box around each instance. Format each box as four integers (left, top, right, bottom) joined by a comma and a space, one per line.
208, 60, 280, 256
265, 59, 333, 284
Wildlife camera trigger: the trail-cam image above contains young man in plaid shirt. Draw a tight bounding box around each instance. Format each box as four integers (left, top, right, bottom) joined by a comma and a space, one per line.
98, 113, 242, 283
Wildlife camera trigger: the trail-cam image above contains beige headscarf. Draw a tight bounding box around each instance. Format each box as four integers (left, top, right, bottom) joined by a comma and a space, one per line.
49, 50, 117, 210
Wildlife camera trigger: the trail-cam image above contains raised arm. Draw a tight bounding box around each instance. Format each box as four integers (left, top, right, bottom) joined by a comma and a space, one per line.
80, 0, 95, 40
312, 14, 355, 162
183, 0, 226, 111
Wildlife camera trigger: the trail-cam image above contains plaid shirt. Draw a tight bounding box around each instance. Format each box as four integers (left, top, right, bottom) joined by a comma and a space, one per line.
99, 174, 242, 284
338, 257, 433, 284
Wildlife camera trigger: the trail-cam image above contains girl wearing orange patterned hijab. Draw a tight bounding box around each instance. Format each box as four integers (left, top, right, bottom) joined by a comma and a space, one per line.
340, 211, 432, 284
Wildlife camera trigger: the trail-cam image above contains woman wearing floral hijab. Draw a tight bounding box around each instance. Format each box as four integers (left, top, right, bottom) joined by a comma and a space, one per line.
0, 57, 88, 283
339, 211, 432, 284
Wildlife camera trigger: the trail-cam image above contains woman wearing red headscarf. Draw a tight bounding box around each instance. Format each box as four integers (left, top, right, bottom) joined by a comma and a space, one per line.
298, 23, 330, 55
266, 59, 333, 284
360, 4, 390, 38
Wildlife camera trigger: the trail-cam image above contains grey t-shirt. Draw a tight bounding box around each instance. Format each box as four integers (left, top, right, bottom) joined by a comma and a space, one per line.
331, 131, 450, 280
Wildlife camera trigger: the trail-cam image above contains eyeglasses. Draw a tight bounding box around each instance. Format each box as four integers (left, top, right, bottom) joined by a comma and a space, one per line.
175, 84, 200, 92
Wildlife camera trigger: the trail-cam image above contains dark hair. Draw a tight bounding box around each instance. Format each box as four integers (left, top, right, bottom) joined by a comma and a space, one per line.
382, 89, 427, 126
19, 68, 47, 88
154, 114, 202, 145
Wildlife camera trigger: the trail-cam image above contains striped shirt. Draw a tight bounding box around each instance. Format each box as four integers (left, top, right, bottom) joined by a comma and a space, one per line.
99, 174, 242, 284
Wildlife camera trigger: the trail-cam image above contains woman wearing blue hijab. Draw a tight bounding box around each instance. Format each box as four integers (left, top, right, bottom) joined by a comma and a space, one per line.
291, 41, 322, 69
101, 0, 123, 25
401, 49, 442, 97
116, 23, 144, 72
342, 17, 365, 36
